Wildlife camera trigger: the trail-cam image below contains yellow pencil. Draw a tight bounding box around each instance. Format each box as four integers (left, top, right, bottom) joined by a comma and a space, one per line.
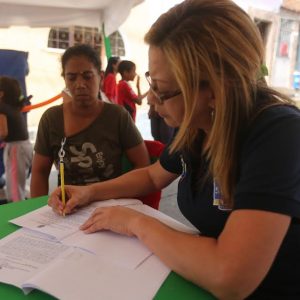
60, 161, 66, 216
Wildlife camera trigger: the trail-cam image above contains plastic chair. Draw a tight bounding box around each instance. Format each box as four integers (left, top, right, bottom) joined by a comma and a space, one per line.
122, 140, 165, 209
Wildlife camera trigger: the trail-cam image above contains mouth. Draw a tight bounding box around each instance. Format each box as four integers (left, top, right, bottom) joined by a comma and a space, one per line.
75, 94, 90, 99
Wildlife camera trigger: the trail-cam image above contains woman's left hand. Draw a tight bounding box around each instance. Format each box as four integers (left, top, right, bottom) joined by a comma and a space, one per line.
80, 206, 144, 236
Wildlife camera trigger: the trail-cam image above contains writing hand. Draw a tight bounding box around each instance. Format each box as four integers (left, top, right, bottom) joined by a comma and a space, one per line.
48, 185, 92, 215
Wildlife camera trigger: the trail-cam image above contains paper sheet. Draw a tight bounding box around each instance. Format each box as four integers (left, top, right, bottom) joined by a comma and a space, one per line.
2, 198, 199, 299
128, 204, 199, 234
0, 229, 72, 293
63, 229, 152, 269
23, 247, 170, 300
10, 199, 142, 241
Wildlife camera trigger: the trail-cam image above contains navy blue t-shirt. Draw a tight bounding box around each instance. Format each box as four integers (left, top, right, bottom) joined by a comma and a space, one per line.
160, 105, 300, 299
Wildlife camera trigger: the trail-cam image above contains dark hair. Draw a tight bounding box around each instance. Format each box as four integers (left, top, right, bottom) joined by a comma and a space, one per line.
118, 60, 135, 76
0, 76, 24, 109
61, 44, 102, 76
104, 56, 120, 77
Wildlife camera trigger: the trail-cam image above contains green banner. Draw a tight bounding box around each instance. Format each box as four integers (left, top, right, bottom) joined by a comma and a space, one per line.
102, 23, 112, 59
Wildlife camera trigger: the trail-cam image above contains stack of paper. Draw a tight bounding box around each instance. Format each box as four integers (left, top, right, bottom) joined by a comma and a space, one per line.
0, 198, 198, 300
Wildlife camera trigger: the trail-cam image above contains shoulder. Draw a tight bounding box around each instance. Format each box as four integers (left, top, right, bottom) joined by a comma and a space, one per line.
102, 102, 126, 114
236, 105, 300, 216
104, 73, 115, 83
241, 105, 300, 158
0, 102, 6, 113
105, 73, 115, 79
245, 105, 300, 143
118, 80, 130, 88
0, 102, 15, 114
43, 104, 63, 114
256, 104, 300, 124
101, 102, 131, 121
38, 105, 63, 127
41, 105, 63, 118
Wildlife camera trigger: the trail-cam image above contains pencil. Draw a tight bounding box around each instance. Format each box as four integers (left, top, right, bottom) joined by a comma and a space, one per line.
60, 161, 66, 216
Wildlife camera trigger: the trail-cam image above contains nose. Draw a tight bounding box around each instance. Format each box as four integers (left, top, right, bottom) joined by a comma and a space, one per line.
74, 75, 87, 88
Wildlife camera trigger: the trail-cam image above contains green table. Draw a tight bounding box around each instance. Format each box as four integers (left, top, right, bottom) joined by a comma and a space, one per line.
0, 197, 215, 300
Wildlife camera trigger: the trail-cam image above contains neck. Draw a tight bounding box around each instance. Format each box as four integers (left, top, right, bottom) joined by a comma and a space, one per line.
69, 100, 103, 117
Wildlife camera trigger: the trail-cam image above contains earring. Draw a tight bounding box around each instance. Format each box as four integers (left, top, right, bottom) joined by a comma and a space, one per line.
210, 109, 215, 122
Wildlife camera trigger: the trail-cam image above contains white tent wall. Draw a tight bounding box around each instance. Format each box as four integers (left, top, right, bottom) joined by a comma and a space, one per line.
0, 0, 144, 135
0, 0, 143, 35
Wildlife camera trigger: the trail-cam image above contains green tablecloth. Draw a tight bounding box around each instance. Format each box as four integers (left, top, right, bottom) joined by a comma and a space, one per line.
0, 197, 215, 300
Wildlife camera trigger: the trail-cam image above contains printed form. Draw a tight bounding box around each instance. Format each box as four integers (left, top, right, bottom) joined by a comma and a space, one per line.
0, 198, 198, 300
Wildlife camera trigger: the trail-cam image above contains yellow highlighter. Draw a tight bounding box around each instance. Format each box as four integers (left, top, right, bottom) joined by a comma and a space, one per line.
59, 137, 66, 216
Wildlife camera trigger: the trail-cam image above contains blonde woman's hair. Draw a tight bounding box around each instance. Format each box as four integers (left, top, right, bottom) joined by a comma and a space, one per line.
144, 0, 293, 206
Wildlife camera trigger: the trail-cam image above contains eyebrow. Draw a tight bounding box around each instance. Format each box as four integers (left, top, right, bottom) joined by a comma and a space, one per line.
147, 71, 172, 84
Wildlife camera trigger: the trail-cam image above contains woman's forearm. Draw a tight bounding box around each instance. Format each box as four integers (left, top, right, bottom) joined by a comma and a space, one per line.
89, 167, 157, 202
130, 210, 290, 300
89, 162, 176, 203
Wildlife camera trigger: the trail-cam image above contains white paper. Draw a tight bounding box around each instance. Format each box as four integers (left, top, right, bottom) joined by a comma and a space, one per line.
10, 199, 153, 269
128, 204, 199, 235
1, 198, 199, 299
9, 199, 198, 270
0, 229, 72, 294
63, 229, 152, 269
22, 248, 170, 300
10, 199, 142, 241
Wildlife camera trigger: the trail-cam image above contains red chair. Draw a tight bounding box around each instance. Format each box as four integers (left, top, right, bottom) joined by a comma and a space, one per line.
122, 140, 165, 209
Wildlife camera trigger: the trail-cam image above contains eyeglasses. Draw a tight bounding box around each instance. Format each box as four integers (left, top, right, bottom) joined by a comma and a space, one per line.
145, 71, 182, 104
65, 71, 96, 82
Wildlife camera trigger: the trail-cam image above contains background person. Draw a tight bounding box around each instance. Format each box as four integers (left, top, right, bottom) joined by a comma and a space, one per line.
117, 60, 148, 122
0, 76, 32, 202
0, 140, 5, 188
102, 56, 120, 103
148, 103, 174, 144
49, 1, 300, 299
30, 44, 149, 198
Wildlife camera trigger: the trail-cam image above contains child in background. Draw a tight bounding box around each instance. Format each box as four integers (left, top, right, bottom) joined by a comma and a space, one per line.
117, 60, 148, 122
102, 56, 120, 103
0, 76, 32, 202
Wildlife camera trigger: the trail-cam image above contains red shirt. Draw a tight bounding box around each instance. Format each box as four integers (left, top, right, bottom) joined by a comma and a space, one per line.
117, 80, 138, 121
103, 73, 117, 103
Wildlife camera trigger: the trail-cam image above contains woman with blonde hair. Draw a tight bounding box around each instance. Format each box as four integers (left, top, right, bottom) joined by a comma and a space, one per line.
49, 1, 300, 298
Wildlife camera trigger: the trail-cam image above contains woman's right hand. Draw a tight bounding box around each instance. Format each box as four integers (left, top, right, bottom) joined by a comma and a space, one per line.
48, 185, 92, 215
